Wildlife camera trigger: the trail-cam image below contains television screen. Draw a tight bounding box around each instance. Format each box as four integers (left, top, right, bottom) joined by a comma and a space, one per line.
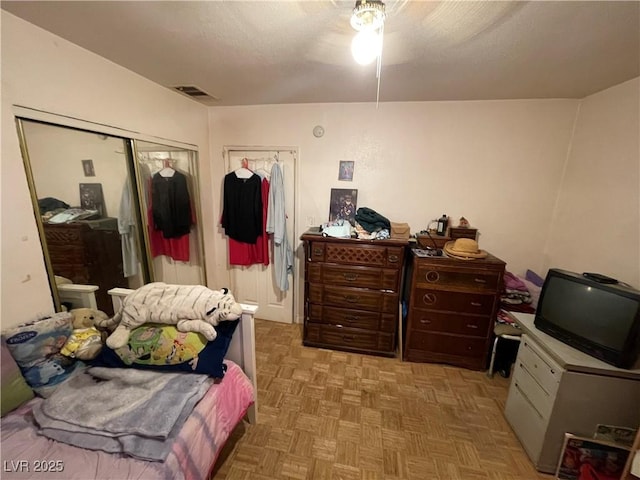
535, 269, 640, 368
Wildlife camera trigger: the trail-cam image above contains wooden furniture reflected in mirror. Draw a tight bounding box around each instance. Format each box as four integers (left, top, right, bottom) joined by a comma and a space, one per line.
17, 118, 150, 314
16, 116, 209, 316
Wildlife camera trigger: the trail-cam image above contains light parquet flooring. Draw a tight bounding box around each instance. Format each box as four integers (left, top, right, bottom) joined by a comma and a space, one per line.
212, 319, 554, 480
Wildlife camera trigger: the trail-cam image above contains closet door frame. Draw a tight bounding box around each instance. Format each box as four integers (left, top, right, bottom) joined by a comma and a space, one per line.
13, 106, 206, 313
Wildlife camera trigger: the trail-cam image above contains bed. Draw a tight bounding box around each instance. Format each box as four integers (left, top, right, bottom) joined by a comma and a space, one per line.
1, 287, 258, 480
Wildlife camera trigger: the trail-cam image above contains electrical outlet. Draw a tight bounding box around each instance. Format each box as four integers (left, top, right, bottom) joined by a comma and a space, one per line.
306, 216, 315, 226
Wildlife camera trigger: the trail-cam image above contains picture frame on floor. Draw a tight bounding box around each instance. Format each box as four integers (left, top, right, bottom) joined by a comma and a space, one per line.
555, 432, 630, 480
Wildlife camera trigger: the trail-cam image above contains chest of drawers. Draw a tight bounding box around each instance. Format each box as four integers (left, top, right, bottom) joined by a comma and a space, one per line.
403, 249, 505, 370
44, 219, 127, 315
505, 316, 640, 474
301, 232, 408, 357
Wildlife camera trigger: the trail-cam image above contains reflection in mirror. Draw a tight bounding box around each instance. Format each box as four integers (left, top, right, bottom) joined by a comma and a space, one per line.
18, 119, 149, 315
134, 140, 206, 286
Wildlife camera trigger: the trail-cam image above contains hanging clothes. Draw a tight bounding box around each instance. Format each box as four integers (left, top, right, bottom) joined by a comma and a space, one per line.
266, 162, 293, 291
228, 177, 270, 266
148, 207, 190, 261
151, 169, 192, 239
221, 171, 262, 243
118, 180, 138, 277
147, 174, 192, 262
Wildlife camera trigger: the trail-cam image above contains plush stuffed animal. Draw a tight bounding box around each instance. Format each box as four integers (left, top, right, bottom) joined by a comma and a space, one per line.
104, 282, 243, 349
60, 308, 110, 361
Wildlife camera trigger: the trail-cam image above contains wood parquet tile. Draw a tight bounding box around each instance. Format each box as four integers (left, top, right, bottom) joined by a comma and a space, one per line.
212, 319, 554, 480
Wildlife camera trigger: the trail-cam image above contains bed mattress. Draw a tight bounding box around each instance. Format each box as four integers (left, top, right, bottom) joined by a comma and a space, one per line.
0, 361, 254, 480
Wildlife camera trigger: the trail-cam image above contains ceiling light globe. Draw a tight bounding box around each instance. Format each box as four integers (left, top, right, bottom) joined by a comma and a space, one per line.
351, 30, 382, 65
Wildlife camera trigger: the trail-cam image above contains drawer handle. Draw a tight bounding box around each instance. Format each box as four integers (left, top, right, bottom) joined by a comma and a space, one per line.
345, 315, 360, 322
470, 301, 482, 307
344, 295, 359, 303
313, 248, 323, 256
466, 324, 478, 329
467, 346, 473, 351
474, 278, 487, 284
422, 293, 436, 305
425, 271, 440, 283
419, 318, 432, 324
388, 254, 399, 263
343, 273, 359, 281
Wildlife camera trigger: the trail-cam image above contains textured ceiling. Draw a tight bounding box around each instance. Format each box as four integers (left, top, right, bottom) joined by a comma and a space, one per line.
2, 1, 639, 106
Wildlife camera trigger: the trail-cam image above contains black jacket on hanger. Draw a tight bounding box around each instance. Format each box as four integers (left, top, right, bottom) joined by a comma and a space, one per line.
221, 172, 262, 243
151, 170, 191, 238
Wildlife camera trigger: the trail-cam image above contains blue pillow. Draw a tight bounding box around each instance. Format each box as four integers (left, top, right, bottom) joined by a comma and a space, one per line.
91, 320, 239, 379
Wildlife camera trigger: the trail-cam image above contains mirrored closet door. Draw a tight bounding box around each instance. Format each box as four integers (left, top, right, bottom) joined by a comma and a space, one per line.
17, 119, 207, 316
134, 140, 206, 286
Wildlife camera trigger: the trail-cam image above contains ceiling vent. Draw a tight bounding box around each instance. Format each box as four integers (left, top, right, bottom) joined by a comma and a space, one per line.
171, 85, 220, 105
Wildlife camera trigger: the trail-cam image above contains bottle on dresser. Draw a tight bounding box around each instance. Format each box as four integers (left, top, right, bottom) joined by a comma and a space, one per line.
436, 214, 448, 236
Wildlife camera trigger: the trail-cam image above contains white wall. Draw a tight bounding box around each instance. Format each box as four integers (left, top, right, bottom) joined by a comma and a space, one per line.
209, 100, 580, 319
1, 12, 212, 327
23, 122, 128, 218
545, 78, 640, 287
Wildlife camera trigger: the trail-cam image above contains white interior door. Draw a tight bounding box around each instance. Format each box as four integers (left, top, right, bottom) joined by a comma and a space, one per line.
224, 147, 296, 323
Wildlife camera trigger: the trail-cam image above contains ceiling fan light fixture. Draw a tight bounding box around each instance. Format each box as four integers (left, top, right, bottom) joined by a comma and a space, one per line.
350, 0, 386, 32
349, 0, 386, 107
351, 30, 382, 65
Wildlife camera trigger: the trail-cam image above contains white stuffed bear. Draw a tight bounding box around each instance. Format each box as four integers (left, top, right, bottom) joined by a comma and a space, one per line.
105, 283, 243, 349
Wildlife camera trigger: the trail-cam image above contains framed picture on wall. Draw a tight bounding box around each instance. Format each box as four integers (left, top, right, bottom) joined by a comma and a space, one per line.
338, 161, 354, 181
79, 183, 106, 217
328, 188, 357, 225
81, 159, 95, 177
555, 433, 630, 480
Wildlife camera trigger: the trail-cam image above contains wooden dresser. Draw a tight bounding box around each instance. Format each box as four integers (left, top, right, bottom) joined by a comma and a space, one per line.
301, 232, 408, 357
43, 218, 127, 315
403, 249, 506, 370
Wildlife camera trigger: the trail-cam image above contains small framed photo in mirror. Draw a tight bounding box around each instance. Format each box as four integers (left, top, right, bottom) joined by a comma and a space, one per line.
82, 159, 95, 177
79, 183, 105, 217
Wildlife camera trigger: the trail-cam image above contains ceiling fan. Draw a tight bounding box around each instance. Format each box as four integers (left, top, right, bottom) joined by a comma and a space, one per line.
302, 0, 525, 68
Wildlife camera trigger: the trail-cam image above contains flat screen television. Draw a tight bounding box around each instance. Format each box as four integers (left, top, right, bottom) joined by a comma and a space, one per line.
534, 268, 640, 369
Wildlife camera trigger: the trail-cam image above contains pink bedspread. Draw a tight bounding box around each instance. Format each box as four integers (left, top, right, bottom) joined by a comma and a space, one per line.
1, 361, 254, 480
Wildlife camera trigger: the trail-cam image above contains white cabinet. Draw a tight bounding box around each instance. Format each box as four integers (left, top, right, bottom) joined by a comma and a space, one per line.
505, 315, 640, 474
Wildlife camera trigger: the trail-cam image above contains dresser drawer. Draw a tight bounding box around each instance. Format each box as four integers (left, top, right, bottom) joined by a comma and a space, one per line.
504, 380, 547, 463
44, 226, 84, 246
307, 304, 396, 332
47, 244, 87, 264
307, 284, 398, 314
407, 331, 487, 358
518, 336, 562, 397
412, 288, 496, 315
511, 360, 555, 420
415, 264, 500, 292
408, 309, 491, 337
320, 243, 403, 268
305, 323, 394, 352
306, 263, 399, 291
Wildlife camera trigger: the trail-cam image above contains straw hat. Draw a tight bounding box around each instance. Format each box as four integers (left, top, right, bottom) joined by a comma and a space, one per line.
444, 238, 488, 260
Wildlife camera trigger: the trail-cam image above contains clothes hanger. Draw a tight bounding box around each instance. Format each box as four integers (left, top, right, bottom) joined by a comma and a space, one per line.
234, 158, 254, 179
159, 158, 176, 177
